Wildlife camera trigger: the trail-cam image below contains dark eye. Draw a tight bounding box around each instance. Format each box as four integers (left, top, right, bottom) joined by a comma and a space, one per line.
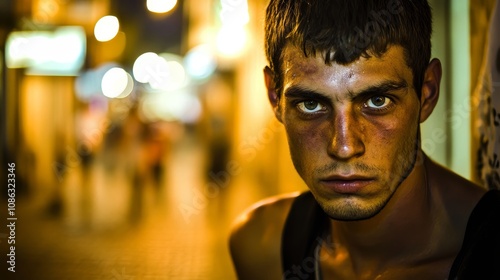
297, 100, 325, 113
365, 96, 391, 109
304, 101, 318, 110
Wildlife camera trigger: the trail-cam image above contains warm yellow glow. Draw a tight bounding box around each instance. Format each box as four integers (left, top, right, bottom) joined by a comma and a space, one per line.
140, 90, 201, 122
95, 31, 127, 63
101, 67, 133, 98
147, 0, 177, 13
94, 15, 120, 42
33, 0, 60, 23
216, 25, 247, 57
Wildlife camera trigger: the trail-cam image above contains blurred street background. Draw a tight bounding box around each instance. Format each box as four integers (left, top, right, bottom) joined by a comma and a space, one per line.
0, 0, 308, 279
0, 0, 496, 279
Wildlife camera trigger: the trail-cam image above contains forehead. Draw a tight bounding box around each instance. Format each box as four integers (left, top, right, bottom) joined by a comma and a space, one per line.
281, 45, 413, 94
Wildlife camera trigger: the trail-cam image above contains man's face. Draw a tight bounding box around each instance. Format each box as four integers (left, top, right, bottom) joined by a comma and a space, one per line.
277, 45, 422, 221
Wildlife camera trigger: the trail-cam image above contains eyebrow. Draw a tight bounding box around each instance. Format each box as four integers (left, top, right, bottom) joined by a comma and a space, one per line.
284, 80, 409, 102
283, 86, 331, 103
349, 80, 409, 99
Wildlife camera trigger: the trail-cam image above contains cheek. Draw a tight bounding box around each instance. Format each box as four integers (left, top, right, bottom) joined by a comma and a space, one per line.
367, 112, 419, 158
283, 119, 327, 173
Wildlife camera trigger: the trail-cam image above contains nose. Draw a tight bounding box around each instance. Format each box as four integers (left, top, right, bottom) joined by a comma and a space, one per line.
327, 110, 365, 160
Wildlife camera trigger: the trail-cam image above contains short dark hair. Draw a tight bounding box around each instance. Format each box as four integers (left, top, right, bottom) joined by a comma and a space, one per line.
265, 0, 432, 97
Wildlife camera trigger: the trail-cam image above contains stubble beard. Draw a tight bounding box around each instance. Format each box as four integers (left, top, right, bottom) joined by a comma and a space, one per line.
314, 126, 421, 221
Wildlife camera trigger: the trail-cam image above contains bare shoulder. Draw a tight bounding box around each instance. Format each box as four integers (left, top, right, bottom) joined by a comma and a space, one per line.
229, 192, 301, 280
426, 157, 486, 202
426, 156, 487, 224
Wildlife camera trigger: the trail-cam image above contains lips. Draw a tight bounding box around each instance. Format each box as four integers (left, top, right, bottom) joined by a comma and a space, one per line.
319, 175, 374, 194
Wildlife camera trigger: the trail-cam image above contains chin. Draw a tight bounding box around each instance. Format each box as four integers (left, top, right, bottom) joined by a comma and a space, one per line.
315, 193, 391, 221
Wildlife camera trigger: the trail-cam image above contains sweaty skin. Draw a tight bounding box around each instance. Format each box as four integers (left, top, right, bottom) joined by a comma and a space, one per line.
229, 45, 486, 280
280, 45, 419, 221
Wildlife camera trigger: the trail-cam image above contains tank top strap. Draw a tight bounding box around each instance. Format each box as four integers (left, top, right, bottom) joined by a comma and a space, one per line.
281, 191, 328, 278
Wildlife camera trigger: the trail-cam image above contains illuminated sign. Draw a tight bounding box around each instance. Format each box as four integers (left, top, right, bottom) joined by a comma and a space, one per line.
6, 26, 86, 76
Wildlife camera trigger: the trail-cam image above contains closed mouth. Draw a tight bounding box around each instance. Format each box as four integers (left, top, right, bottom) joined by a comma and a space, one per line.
319, 175, 375, 194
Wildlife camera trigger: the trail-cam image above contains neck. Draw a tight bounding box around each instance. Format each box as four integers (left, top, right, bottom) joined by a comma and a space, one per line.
328, 153, 436, 266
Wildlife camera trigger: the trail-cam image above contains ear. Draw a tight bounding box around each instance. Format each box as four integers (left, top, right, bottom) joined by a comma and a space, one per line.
419, 58, 442, 123
264, 66, 283, 122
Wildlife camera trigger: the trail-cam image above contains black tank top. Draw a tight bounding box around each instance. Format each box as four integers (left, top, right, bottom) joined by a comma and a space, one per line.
281, 190, 500, 279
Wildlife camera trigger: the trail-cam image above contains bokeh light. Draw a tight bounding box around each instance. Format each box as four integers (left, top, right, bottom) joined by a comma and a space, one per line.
147, 0, 177, 14
6, 27, 86, 75
101, 67, 134, 98
94, 15, 120, 42
157, 53, 187, 90
133, 52, 161, 84
75, 63, 120, 101
133, 52, 187, 91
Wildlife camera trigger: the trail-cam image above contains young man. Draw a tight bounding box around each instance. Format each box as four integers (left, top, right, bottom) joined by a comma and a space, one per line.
229, 0, 500, 279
